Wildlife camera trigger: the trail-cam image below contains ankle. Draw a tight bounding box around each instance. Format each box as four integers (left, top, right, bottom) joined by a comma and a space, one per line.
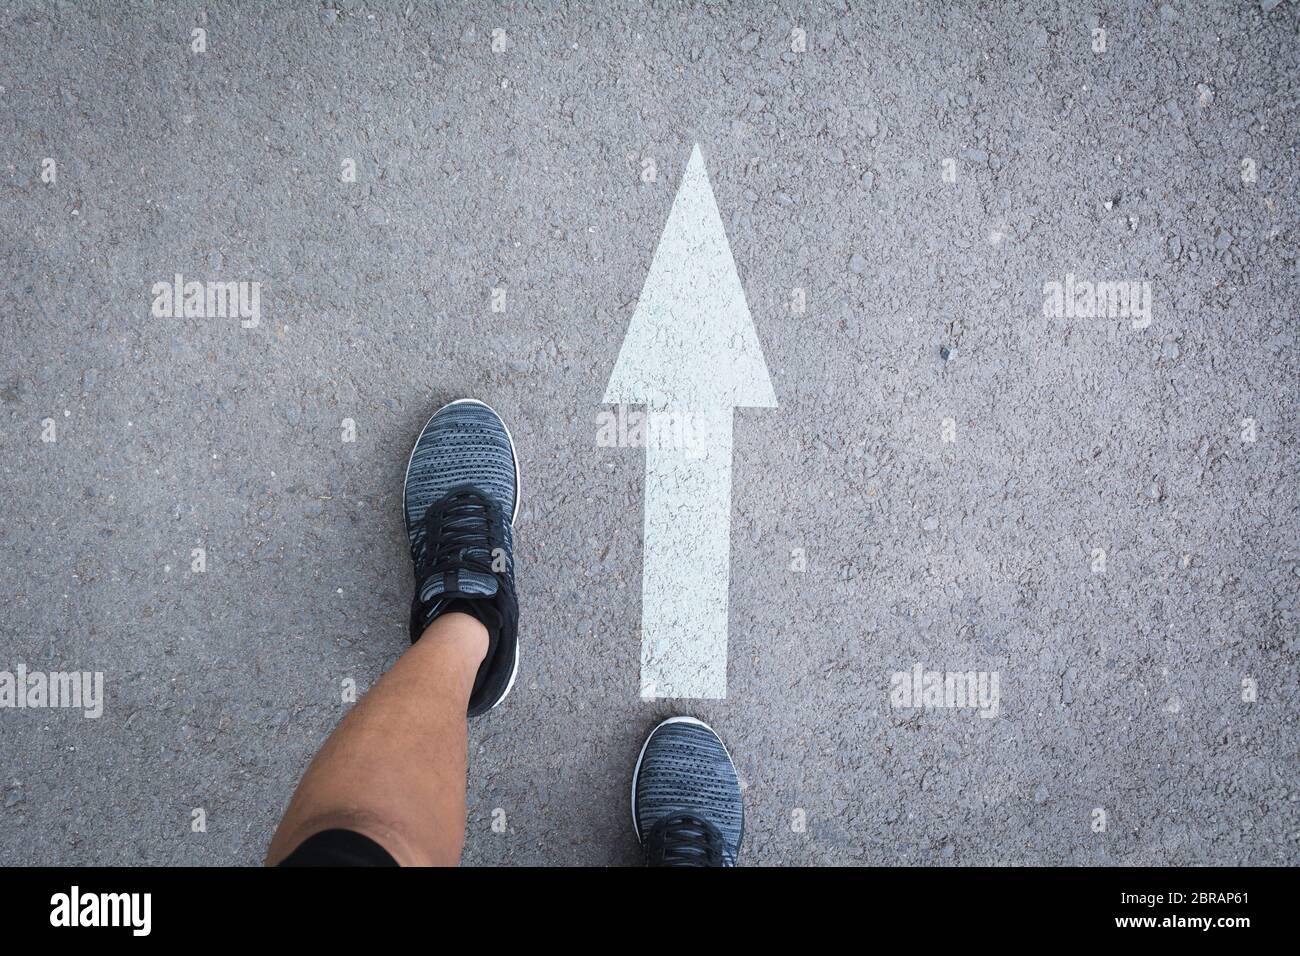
419, 611, 489, 671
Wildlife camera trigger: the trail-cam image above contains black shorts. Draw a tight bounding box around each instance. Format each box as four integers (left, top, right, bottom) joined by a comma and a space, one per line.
277, 828, 399, 867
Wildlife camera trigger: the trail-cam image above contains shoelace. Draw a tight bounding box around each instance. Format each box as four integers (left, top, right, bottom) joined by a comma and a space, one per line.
643, 812, 726, 867
413, 487, 502, 586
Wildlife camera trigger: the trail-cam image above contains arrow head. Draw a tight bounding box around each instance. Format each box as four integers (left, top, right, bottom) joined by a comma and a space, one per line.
603, 144, 777, 410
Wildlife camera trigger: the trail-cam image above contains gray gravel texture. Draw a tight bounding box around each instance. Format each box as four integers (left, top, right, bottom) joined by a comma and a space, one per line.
1, 0, 1297, 866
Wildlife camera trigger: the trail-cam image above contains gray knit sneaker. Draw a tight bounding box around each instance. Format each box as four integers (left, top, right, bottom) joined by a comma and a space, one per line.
631, 717, 744, 866
403, 399, 520, 717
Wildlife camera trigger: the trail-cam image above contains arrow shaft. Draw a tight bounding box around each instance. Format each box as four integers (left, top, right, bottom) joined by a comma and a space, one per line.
639, 407, 735, 699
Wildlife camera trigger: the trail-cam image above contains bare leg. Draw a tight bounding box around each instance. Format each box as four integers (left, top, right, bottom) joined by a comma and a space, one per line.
266, 612, 487, 867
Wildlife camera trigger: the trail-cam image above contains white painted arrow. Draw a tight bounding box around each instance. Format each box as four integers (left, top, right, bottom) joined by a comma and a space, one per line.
604, 144, 777, 700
